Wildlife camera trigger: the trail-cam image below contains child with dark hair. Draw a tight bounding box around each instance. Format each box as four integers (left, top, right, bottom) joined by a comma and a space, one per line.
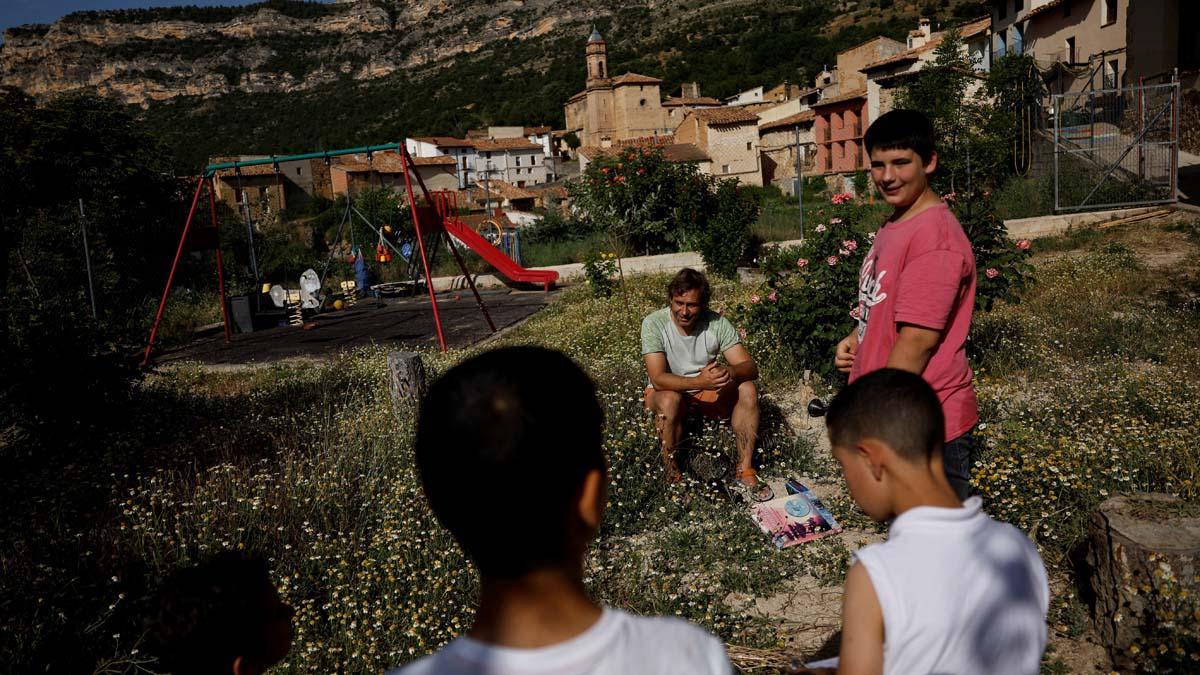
146, 551, 294, 675
391, 346, 731, 674
834, 108, 979, 500
822, 369, 1048, 674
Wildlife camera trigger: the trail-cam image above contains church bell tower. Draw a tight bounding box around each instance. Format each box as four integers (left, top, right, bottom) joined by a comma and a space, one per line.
585, 27, 608, 88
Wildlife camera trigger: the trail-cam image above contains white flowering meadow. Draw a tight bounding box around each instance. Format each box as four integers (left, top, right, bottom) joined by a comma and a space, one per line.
6, 222, 1199, 672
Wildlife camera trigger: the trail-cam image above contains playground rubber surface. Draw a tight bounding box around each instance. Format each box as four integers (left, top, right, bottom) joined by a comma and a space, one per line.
156, 288, 559, 366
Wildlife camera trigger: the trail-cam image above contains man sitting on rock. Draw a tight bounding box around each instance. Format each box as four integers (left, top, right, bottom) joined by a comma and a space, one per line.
641, 268, 773, 501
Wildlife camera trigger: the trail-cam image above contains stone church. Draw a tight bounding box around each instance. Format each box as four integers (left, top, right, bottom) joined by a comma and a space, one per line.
562, 28, 675, 147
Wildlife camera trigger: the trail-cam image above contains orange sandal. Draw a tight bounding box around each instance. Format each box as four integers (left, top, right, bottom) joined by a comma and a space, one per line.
735, 468, 774, 502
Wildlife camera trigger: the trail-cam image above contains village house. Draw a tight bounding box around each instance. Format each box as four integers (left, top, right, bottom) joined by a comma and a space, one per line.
809, 36, 907, 184
470, 136, 549, 188
212, 156, 334, 218
405, 137, 477, 189
673, 107, 763, 186
863, 16, 992, 124
524, 126, 554, 157
724, 86, 765, 107
662, 82, 724, 124
562, 28, 675, 147
329, 152, 458, 197
458, 179, 537, 213
213, 162, 288, 221
758, 110, 817, 195
988, 0, 1196, 93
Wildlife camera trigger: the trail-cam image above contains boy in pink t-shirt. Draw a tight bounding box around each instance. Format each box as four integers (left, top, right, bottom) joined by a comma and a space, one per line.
834, 109, 979, 500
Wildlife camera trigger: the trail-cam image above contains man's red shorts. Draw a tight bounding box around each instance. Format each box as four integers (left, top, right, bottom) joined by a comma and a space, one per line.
643, 385, 736, 420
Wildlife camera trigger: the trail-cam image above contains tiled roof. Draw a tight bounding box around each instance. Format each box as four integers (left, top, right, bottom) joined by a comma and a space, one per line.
332, 151, 450, 174
662, 143, 711, 163
1024, 0, 1065, 21
611, 72, 662, 86
410, 156, 457, 166
527, 184, 570, 199
663, 96, 724, 106
758, 110, 816, 132
578, 142, 709, 164
958, 16, 991, 39
872, 69, 925, 86
458, 212, 515, 229
687, 107, 760, 125
464, 179, 536, 202
616, 135, 676, 148
213, 162, 281, 178
524, 126, 552, 135
470, 137, 543, 151
410, 136, 474, 148
812, 89, 868, 108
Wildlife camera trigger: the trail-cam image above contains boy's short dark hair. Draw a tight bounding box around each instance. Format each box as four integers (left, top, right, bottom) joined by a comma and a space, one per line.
826, 368, 944, 461
666, 268, 711, 307
415, 346, 605, 578
864, 109, 936, 164
146, 551, 281, 675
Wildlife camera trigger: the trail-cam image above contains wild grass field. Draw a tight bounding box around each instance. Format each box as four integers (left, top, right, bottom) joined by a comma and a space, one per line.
2, 215, 1199, 673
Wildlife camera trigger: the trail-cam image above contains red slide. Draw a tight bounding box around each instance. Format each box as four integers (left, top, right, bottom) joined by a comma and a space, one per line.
443, 218, 558, 290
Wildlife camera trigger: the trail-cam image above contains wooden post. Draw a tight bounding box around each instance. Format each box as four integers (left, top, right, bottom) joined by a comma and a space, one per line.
387, 351, 427, 420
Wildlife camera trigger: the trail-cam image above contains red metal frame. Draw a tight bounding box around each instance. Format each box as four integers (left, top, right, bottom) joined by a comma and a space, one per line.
142, 176, 232, 367
141, 139, 508, 365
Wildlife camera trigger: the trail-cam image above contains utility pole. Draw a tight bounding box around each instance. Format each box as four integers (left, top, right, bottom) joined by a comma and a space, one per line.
794, 126, 805, 242
78, 198, 97, 320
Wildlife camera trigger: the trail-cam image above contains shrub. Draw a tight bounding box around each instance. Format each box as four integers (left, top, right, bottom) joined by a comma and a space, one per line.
569, 147, 696, 255
739, 195, 872, 377
949, 190, 1035, 312
569, 147, 754, 277
744, 190, 1033, 377
991, 174, 1055, 221
582, 251, 619, 297
523, 208, 594, 245
688, 180, 757, 279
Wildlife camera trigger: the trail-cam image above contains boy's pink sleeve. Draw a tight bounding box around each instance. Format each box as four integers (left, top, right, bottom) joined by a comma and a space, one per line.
894, 250, 967, 330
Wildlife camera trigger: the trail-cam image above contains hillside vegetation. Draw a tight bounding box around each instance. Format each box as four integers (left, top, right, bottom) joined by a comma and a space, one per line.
89, 0, 980, 169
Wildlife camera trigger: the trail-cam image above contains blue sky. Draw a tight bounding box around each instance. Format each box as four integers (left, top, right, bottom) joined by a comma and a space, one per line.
1, 1, 332, 35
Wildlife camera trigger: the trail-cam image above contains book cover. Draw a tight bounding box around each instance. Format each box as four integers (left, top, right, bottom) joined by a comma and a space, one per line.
750, 481, 842, 549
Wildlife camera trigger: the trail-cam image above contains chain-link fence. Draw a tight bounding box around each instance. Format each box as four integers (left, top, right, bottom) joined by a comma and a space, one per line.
1052, 82, 1179, 212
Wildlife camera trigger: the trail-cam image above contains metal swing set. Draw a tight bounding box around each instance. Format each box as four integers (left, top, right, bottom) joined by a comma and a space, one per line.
141, 141, 557, 366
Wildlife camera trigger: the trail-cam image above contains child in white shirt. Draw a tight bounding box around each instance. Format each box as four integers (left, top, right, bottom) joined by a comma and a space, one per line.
822, 368, 1049, 675
389, 346, 731, 675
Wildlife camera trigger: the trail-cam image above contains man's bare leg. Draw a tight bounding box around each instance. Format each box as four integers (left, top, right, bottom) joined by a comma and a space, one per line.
649, 390, 686, 481
731, 380, 761, 486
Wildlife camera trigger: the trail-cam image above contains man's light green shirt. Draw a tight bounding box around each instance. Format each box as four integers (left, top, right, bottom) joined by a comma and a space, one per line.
640, 307, 740, 380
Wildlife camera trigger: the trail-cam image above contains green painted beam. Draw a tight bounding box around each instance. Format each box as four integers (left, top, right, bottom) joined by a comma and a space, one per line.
203, 142, 405, 176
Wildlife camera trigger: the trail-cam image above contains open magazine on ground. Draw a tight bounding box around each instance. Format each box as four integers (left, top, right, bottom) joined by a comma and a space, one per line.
749, 480, 842, 549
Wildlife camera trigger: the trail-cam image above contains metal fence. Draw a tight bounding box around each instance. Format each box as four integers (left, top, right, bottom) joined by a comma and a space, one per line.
1053, 81, 1179, 212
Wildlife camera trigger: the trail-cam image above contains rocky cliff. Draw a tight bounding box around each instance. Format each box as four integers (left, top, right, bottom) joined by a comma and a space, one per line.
0, 0, 603, 105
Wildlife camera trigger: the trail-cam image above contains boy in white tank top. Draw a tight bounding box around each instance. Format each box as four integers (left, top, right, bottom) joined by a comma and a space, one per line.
821, 369, 1049, 675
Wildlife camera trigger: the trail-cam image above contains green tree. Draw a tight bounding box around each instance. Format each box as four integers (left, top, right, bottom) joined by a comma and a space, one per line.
1, 91, 183, 438
569, 147, 753, 278
896, 28, 1003, 194
983, 53, 1047, 178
